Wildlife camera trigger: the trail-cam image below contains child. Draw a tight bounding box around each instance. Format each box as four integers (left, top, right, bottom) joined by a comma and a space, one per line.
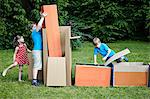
93, 37, 128, 65
30, 12, 47, 86
93, 37, 128, 85
2, 35, 31, 81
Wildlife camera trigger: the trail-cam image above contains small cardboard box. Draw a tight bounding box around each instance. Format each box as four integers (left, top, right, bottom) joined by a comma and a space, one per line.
46, 57, 66, 86
113, 62, 149, 86
75, 64, 111, 87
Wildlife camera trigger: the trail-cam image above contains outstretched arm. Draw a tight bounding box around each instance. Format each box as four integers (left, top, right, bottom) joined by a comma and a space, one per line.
94, 55, 98, 64
36, 13, 47, 32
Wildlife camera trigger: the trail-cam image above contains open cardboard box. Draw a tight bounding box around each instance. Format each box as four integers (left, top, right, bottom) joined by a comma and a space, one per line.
75, 63, 111, 87
113, 62, 149, 86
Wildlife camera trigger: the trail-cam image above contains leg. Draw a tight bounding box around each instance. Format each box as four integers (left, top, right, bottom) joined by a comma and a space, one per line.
18, 65, 23, 81
116, 56, 128, 63
32, 68, 39, 86
32, 50, 42, 86
33, 68, 38, 79
107, 63, 114, 86
106, 57, 114, 86
2, 62, 18, 76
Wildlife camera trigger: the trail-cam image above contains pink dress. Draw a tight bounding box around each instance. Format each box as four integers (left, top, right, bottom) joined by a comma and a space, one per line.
15, 44, 29, 65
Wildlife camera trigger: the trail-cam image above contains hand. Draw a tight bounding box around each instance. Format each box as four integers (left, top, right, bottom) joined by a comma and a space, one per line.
28, 51, 32, 53
102, 57, 107, 61
41, 13, 47, 17
28, 50, 32, 53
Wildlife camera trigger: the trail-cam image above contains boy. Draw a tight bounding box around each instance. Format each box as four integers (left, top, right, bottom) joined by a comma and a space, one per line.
93, 37, 128, 65
31, 12, 47, 86
93, 37, 128, 85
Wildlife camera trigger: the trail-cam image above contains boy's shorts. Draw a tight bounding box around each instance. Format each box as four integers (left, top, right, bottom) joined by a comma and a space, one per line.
32, 50, 42, 70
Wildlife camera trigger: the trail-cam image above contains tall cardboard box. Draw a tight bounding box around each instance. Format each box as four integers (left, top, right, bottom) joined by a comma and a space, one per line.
60, 26, 72, 86
75, 64, 111, 87
42, 29, 48, 84
42, 5, 62, 57
113, 62, 149, 86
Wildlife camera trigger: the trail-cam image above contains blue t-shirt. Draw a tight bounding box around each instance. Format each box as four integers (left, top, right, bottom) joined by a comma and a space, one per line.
94, 43, 115, 57
31, 29, 42, 50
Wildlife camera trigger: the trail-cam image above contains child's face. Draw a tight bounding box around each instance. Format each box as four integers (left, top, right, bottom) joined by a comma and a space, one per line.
18, 36, 24, 43
95, 42, 101, 48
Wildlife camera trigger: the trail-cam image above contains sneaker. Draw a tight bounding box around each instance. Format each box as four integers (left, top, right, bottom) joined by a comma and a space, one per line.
32, 80, 39, 86
124, 57, 128, 62
2, 69, 7, 77
116, 58, 122, 63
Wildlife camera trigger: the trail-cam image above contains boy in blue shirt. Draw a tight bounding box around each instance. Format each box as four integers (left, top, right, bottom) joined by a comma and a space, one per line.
31, 13, 47, 86
93, 37, 128, 65
93, 37, 128, 85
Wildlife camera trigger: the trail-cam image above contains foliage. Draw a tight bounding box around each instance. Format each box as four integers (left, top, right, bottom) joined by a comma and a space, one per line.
0, 0, 149, 49
0, 0, 31, 49
66, 0, 150, 42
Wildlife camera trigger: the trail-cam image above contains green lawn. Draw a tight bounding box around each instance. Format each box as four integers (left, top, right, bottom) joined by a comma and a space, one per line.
0, 41, 150, 98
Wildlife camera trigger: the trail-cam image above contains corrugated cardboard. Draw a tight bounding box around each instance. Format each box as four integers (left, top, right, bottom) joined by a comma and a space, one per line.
75, 64, 111, 87
46, 57, 66, 86
28, 53, 43, 80
113, 62, 149, 86
59, 26, 72, 86
42, 29, 48, 85
104, 48, 130, 66
42, 5, 62, 57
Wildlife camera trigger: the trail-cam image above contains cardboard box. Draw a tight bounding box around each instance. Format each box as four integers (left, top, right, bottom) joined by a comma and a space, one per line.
60, 26, 72, 86
41, 26, 72, 86
42, 29, 48, 84
42, 5, 62, 57
46, 57, 66, 86
75, 64, 111, 87
28, 53, 43, 80
113, 62, 149, 86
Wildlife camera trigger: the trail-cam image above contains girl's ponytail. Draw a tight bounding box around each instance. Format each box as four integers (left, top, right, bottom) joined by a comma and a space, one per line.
13, 35, 20, 47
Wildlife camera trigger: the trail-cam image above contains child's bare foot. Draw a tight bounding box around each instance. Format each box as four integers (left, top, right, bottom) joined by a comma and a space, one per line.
18, 80, 25, 82
2, 69, 7, 77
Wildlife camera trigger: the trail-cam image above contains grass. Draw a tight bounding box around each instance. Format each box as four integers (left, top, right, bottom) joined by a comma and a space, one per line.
0, 40, 150, 98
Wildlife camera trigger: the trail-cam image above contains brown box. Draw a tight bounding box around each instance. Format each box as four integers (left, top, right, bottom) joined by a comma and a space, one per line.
75, 64, 111, 87
42, 29, 48, 85
46, 57, 66, 86
60, 26, 72, 86
113, 62, 149, 86
28, 53, 43, 80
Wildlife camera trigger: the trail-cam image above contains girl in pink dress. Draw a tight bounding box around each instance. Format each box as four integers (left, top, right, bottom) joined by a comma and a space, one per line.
2, 35, 31, 81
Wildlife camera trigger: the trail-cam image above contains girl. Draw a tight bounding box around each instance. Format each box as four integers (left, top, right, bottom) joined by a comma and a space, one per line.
2, 35, 31, 81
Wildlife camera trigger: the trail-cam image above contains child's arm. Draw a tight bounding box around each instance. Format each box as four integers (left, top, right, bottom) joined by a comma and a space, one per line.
103, 49, 111, 61
36, 13, 47, 32
13, 47, 19, 63
24, 44, 32, 53
94, 55, 98, 64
